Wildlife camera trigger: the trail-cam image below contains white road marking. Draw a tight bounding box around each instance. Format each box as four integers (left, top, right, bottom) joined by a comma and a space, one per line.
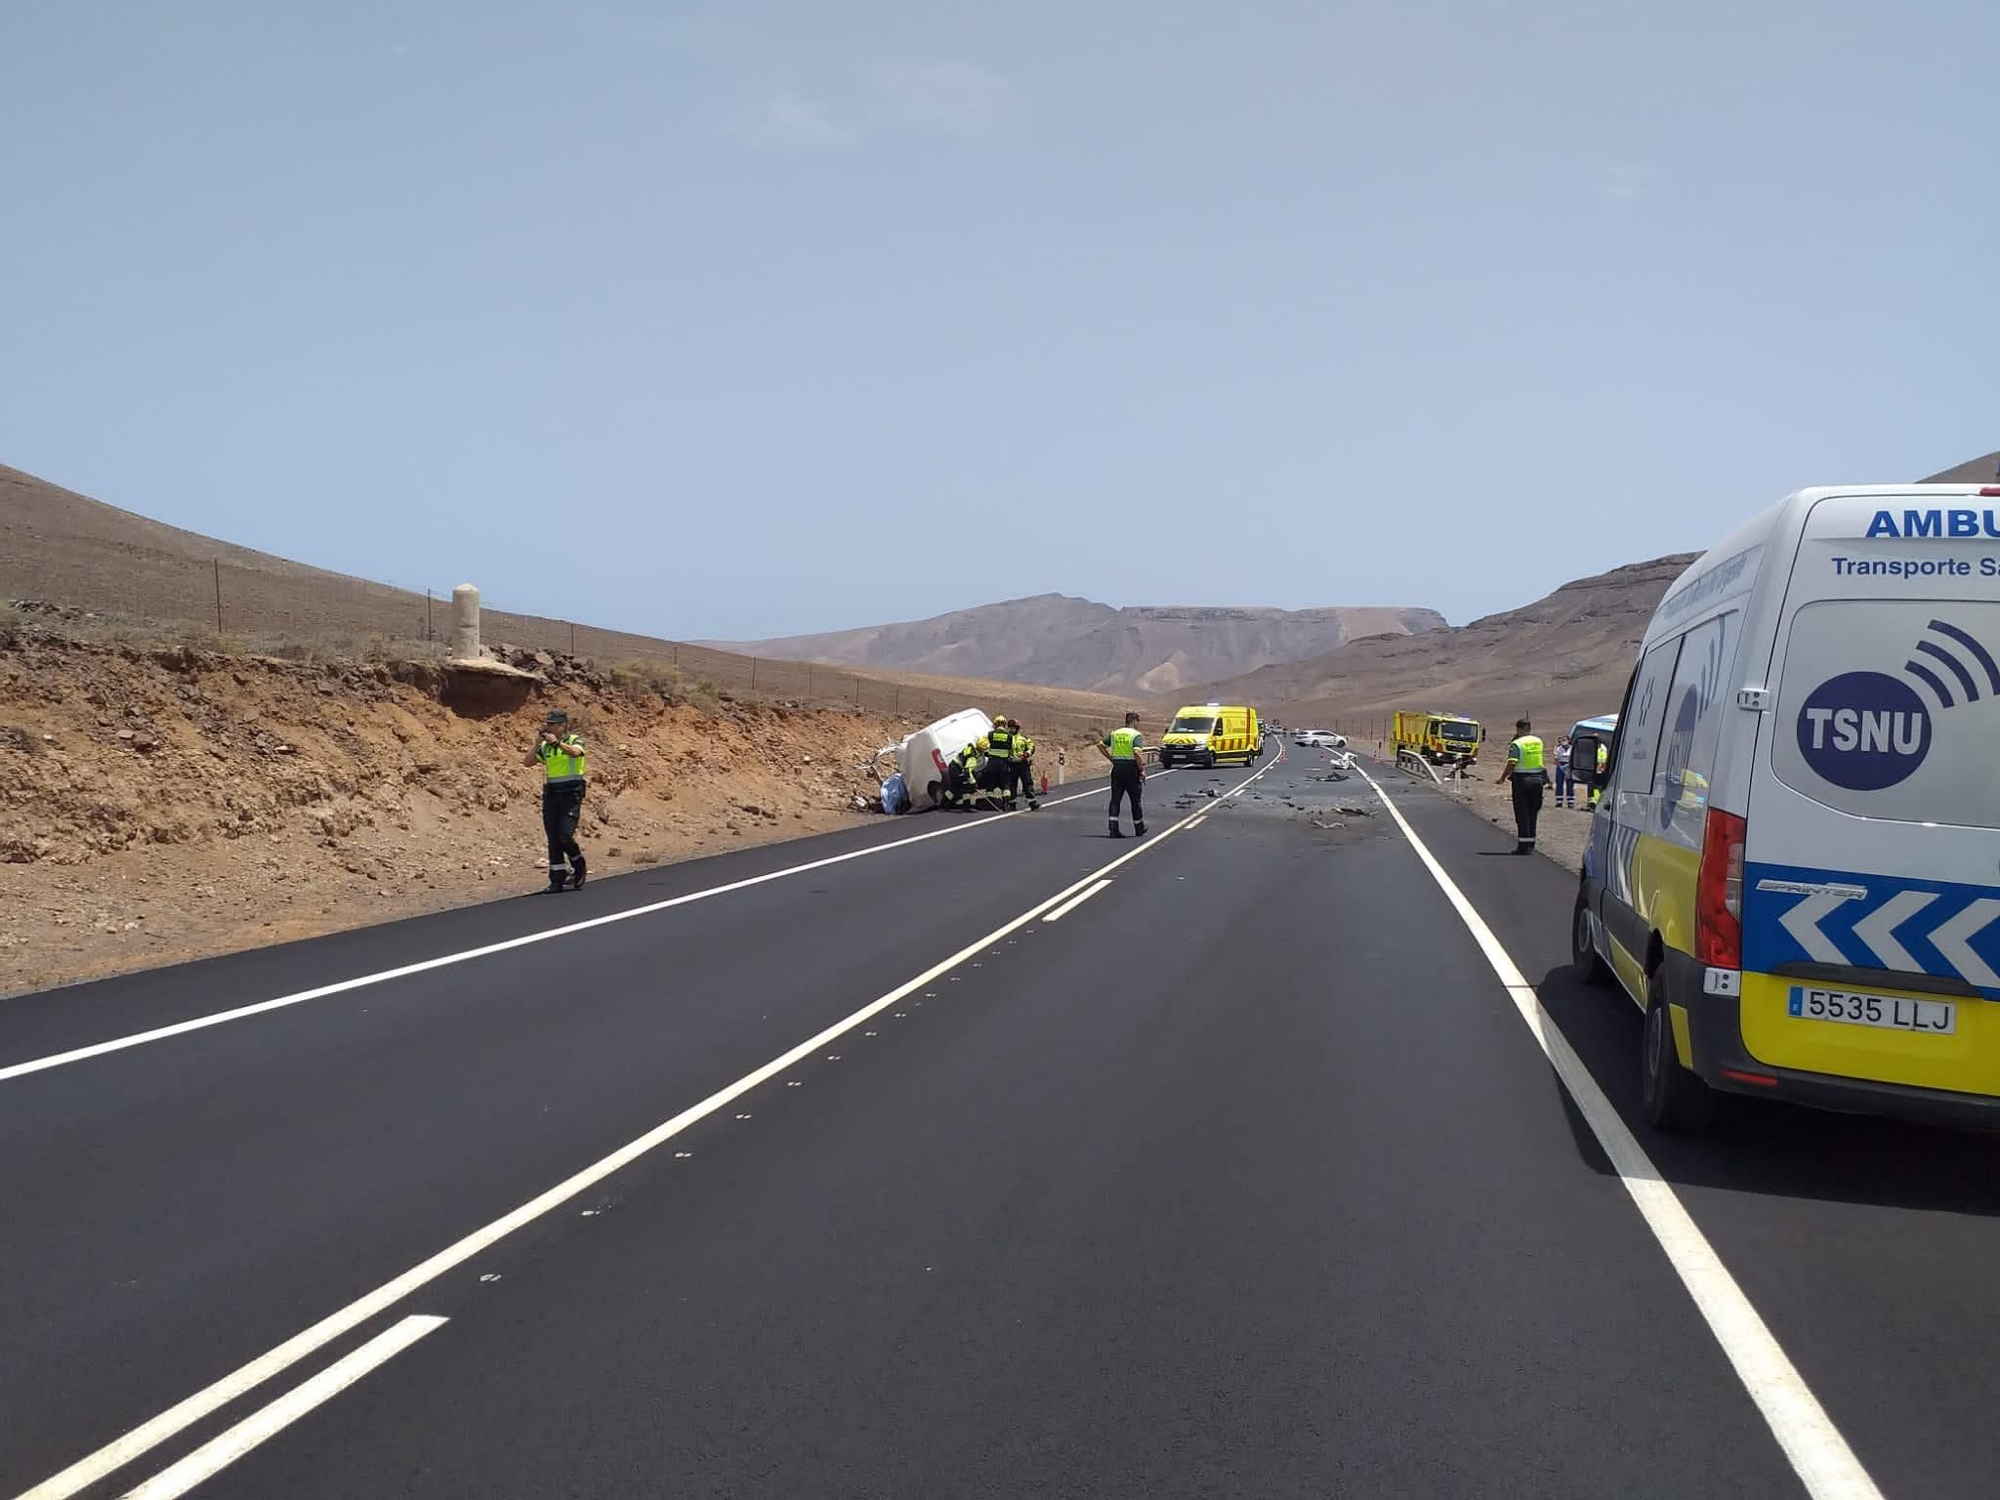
0, 772, 1172, 1087
1187, 814, 1208, 828
1041, 880, 1112, 923
15, 757, 1279, 1500
1355, 767, 1881, 1500
117, 1316, 447, 1500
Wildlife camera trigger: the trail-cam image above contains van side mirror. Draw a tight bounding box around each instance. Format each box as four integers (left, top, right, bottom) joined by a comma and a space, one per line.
1572, 733, 1606, 787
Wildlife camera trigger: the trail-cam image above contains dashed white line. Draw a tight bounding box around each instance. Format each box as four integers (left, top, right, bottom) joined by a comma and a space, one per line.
117, 1316, 447, 1500
1041, 880, 1112, 923
1355, 766, 1881, 1500
13, 758, 1277, 1500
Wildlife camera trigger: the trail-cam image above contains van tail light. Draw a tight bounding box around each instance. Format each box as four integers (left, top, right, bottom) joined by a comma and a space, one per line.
1696, 807, 1747, 968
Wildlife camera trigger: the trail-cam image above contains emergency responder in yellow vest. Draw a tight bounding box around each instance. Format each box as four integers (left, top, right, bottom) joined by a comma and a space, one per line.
977, 714, 1017, 803
525, 709, 588, 890
1590, 739, 1608, 808
952, 741, 983, 805
1007, 719, 1040, 810
1098, 711, 1147, 838
1497, 717, 1547, 854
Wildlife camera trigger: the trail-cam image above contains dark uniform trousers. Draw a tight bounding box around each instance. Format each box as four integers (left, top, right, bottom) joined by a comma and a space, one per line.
543, 781, 586, 873
1510, 771, 1547, 846
1109, 761, 1144, 827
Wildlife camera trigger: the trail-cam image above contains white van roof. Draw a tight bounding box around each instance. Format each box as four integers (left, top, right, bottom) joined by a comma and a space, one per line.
1647, 483, 1999, 651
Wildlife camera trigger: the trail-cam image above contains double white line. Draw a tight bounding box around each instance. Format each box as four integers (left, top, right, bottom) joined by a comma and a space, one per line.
17, 758, 1277, 1499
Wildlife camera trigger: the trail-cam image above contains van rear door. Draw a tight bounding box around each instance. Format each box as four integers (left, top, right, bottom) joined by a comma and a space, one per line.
1741, 491, 2000, 1095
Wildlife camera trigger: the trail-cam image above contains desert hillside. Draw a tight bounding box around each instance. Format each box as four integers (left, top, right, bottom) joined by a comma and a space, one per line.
0, 462, 1137, 736
707, 595, 1445, 696
1920, 451, 2000, 484
0, 615, 1112, 998
1207, 554, 1699, 736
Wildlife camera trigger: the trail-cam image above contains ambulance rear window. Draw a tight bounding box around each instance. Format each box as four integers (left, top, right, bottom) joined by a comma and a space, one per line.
1772, 599, 2000, 828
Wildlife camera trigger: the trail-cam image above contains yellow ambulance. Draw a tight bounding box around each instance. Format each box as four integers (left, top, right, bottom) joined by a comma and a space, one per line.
1159, 703, 1263, 769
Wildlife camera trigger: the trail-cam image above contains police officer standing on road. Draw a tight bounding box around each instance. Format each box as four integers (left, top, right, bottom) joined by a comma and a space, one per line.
1006, 718, 1040, 810
1099, 711, 1147, 838
1497, 717, 1547, 854
525, 709, 589, 891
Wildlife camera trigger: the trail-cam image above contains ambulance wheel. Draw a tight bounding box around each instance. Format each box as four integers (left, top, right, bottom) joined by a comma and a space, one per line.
1571, 890, 1610, 987
1159, 755, 1175, 770
1203, 752, 1216, 769
1643, 963, 1714, 1132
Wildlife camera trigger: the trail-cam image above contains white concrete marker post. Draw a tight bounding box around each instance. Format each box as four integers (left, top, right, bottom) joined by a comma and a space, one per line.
451, 583, 480, 661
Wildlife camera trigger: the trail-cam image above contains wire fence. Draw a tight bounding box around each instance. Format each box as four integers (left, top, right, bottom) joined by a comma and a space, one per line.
1, 552, 1123, 740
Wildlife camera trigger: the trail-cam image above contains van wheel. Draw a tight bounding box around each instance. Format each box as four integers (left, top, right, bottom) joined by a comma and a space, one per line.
1571, 890, 1609, 987
925, 780, 942, 807
1643, 964, 1714, 1132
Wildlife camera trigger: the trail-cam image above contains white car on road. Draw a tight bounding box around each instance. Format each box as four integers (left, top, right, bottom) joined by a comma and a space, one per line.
1294, 729, 1346, 749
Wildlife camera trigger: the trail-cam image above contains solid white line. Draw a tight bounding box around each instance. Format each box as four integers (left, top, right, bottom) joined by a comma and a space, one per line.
0, 772, 1170, 1087
118, 1316, 447, 1500
1187, 814, 1208, 828
1040, 880, 1112, 923
14, 758, 1273, 1500
1354, 767, 1881, 1500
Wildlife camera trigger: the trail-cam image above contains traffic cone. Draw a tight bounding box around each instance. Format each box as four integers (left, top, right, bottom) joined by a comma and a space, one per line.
1040, 772, 1050, 794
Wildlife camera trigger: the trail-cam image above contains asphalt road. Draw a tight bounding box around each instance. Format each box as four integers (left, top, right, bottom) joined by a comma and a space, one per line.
4, 750, 1998, 1499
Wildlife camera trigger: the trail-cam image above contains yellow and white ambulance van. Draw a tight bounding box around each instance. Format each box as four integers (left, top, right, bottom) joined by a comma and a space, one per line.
1572, 483, 2000, 1130
1159, 703, 1263, 768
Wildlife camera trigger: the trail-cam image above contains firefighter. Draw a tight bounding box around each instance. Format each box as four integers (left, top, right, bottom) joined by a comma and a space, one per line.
977, 713, 1018, 804
525, 709, 588, 891
1098, 711, 1147, 838
1496, 717, 1547, 854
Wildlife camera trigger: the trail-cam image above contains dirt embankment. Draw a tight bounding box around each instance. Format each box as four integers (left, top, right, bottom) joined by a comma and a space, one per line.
0, 632, 1101, 998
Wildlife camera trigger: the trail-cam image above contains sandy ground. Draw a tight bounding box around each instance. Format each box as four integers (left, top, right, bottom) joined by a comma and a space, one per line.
0, 636, 1105, 998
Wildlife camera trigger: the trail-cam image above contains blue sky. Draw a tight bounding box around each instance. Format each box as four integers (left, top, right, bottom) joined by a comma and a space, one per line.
3, 1, 1995, 638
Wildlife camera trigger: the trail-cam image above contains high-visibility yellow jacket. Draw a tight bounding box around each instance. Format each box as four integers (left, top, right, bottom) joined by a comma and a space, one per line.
537, 735, 588, 784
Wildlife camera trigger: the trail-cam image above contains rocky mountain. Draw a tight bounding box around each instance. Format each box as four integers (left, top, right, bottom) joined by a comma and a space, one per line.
1920, 450, 2000, 484
1206, 555, 1700, 736
705, 596, 1446, 697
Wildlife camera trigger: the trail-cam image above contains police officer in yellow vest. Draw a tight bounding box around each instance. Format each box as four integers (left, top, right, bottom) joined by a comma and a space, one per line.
525, 709, 588, 891
1007, 719, 1040, 810
1590, 739, 1608, 809
1497, 717, 1547, 854
1099, 711, 1147, 838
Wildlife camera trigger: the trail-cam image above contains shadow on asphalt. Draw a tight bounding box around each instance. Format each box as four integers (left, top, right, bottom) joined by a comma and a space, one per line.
1534, 964, 2000, 1217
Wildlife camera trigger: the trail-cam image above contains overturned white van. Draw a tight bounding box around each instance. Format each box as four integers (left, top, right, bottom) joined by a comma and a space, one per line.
895, 709, 995, 809
1571, 483, 2000, 1130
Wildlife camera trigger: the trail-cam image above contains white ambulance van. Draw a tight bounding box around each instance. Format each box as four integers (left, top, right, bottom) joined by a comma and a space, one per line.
1571, 483, 2000, 1130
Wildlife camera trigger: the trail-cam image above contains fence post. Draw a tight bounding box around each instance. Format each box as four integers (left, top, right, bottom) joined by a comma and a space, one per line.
425, 589, 432, 642
853, 675, 860, 707
751, 658, 758, 691
808, 664, 814, 696
213, 559, 223, 633
569, 622, 575, 655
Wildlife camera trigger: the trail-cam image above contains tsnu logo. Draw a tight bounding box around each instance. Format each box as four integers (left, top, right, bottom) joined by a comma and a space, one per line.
1796, 620, 1997, 790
